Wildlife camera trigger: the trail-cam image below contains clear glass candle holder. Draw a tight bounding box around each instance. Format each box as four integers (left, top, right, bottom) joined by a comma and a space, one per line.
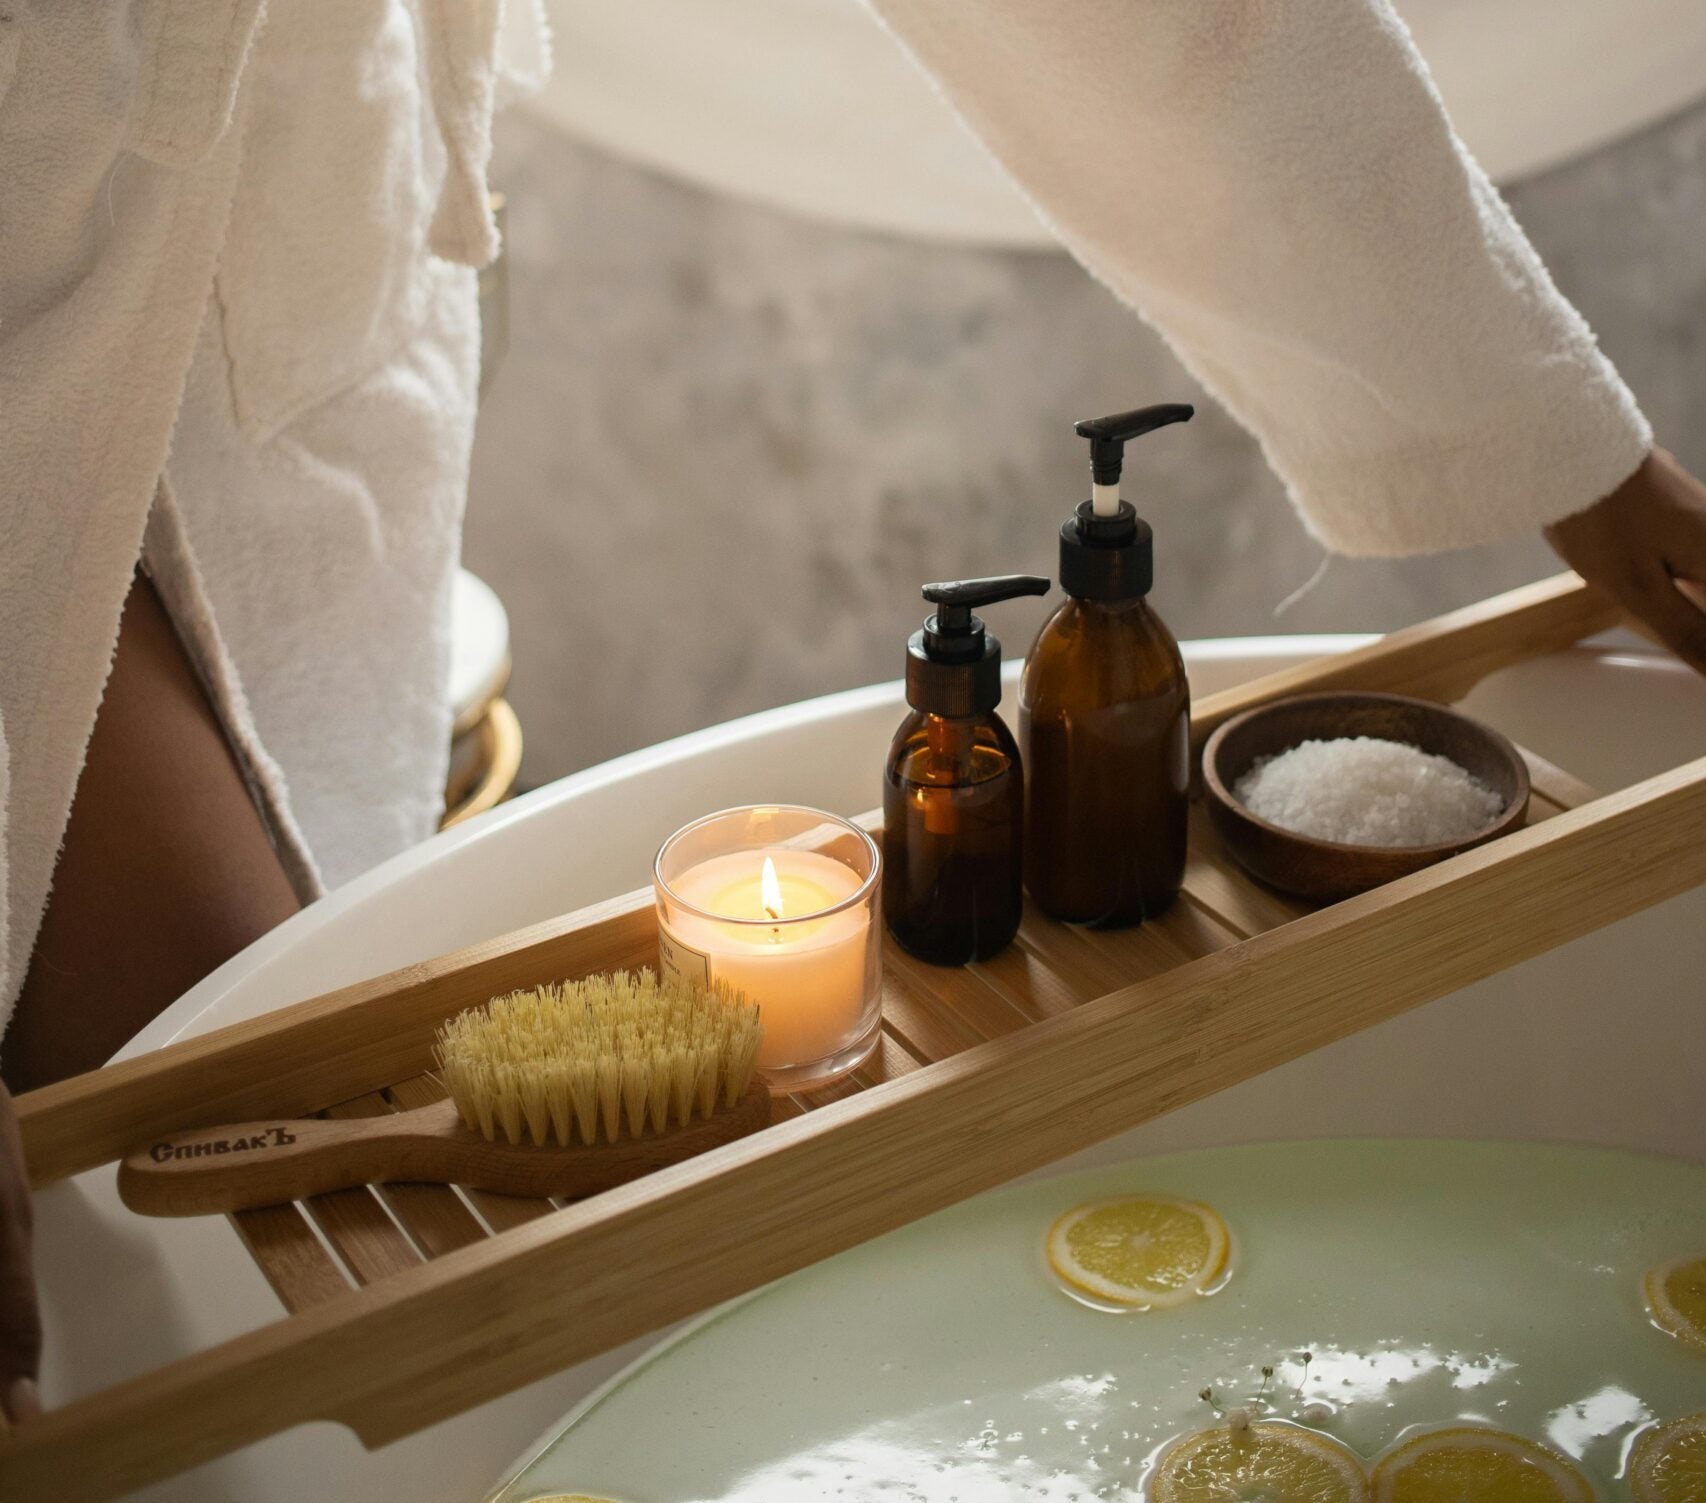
654, 805, 883, 1093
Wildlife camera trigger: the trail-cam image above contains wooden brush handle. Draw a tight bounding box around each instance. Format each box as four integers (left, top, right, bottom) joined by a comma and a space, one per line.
117, 1082, 772, 1217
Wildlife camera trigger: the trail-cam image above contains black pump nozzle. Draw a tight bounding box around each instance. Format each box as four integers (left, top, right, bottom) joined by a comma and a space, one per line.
1075, 403, 1194, 488
923, 575, 1051, 648
908, 574, 1050, 715
1060, 402, 1193, 602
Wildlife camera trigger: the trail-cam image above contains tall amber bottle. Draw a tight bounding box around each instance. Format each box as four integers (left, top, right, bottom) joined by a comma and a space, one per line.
884, 575, 1050, 965
1020, 406, 1193, 927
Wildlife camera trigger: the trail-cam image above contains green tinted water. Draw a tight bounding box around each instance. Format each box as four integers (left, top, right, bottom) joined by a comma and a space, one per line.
495, 1140, 1706, 1501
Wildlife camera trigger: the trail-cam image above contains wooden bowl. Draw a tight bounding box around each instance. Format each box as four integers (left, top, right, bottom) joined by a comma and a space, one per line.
1201, 691, 1530, 902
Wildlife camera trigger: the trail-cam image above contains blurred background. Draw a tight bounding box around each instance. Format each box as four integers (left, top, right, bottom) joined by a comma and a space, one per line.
463, 0, 1706, 787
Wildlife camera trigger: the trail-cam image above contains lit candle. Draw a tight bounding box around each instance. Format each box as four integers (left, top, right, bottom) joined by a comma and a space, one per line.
658, 848, 873, 1078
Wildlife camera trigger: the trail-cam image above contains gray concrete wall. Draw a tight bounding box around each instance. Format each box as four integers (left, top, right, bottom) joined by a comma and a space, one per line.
466, 101, 1706, 786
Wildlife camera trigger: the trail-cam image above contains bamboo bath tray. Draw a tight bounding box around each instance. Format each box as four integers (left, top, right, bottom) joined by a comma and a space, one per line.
8, 574, 1706, 1502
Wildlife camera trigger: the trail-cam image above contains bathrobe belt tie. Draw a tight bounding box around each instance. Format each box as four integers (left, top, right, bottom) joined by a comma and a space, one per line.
417, 0, 504, 269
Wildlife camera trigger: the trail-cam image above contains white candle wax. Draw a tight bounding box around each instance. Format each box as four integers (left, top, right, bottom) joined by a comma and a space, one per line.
658, 849, 872, 1073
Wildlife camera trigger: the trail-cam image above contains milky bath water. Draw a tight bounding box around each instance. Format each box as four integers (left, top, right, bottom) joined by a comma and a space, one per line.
494, 1140, 1706, 1501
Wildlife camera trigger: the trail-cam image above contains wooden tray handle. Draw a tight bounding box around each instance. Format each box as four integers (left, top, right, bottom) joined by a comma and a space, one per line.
116, 1084, 772, 1216
1190, 572, 1621, 752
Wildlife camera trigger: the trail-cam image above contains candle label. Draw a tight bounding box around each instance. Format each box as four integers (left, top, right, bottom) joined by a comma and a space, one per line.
657, 921, 712, 991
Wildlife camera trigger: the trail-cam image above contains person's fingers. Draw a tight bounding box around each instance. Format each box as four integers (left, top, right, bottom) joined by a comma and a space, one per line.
1613, 565, 1706, 674
0, 1085, 40, 1425
1545, 447, 1706, 674
5, 1375, 41, 1424
1656, 511, 1706, 602
1649, 459, 1706, 661
0, 1233, 41, 1419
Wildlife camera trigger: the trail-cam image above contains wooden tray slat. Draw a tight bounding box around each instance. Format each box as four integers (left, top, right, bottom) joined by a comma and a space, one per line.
882, 938, 1035, 1044
872, 962, 987, 1063
1084, 907, 1236, 988
794, 1029, 925, 1111
373, 1175, 489, 1261
1008, 913, 1136, 999
301, 1187, 422, 1287
794, 1075, 865, 1110
227, 1204, 352, 1314
461, 1188, 560, 1236
309, 1095, 470, 1276
970, 935, 1088, 1022
298, 1101, 426, 1287
1147, 897, 1247, 965
1182, 808, 1310, 938
386, 1075, 560, 1239
860, 1030, 927, 1084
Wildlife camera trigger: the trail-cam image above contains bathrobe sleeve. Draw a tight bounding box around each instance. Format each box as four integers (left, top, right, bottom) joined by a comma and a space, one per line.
865, 0, 1653, 557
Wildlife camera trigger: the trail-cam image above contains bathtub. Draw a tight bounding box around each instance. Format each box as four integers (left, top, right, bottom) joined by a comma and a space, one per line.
31, 635, 1706, 1501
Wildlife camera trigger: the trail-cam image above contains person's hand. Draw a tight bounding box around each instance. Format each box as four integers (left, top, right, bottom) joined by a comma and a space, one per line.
1546, 448, 1706, 672
0, 1083, 41, 1431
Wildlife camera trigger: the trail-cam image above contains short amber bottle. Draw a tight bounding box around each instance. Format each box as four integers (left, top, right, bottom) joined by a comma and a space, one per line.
883, 576, 1049, 966
1020, 404, 1194, 927
884, 710, 1025, 965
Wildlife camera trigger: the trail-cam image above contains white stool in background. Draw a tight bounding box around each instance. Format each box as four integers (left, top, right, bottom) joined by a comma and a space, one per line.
442, 567, 522, 826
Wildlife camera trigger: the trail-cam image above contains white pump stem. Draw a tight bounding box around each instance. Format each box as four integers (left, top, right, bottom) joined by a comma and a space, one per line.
1091, 481, 1120, 518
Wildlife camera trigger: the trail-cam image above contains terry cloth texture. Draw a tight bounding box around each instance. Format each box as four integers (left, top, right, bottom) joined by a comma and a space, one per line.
0, 0, 547, 1039
869, 0, 1652, 556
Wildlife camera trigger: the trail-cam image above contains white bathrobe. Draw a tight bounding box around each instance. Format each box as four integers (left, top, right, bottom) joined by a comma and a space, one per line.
0, 0, 545, 1032
0, 0, 1650, 1037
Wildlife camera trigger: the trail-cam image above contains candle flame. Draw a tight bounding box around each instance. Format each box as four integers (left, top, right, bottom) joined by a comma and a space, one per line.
760, 855, 784, 921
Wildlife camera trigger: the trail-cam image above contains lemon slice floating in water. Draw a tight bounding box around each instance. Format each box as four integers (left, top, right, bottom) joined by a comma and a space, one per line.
1152, 1420, 1367, 1503
1371, 1427, 1591, 1503
1646, 1254, 1706, 1354
1631, 1412, 1706, 1503
1045, 1194, 1229, 1307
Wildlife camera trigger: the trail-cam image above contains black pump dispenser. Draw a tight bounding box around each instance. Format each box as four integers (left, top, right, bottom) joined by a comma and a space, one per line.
1059, 403, 1193, 602
906, 575, 1050, 717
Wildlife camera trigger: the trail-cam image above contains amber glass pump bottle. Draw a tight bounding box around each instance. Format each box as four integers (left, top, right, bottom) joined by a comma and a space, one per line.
1020, 405, 1193, 927
884, 575, 1050, 966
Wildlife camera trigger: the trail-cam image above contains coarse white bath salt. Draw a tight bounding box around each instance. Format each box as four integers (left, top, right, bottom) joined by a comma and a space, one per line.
1233, 736, 1503, 847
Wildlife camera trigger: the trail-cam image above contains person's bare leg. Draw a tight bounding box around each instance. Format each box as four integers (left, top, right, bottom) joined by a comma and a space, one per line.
3, 573, 300, 1093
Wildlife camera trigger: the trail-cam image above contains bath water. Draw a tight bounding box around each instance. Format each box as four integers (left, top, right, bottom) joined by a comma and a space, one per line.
493, 1140, 1706, 1501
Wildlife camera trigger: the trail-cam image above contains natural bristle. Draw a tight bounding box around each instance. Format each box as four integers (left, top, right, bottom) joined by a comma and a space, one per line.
434, 970, 763, 1148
